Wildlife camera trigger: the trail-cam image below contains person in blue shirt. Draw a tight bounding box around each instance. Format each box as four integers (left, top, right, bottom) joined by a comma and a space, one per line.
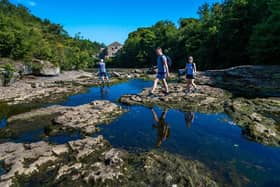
99, 59, 109, 83
151, 47, 170, 94
185, 56, 197, 92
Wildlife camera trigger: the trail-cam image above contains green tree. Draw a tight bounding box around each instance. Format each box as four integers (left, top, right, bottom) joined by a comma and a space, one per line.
249, 0, 280, 64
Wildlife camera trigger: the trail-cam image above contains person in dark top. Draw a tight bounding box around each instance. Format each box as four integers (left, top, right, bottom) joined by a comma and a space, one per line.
99, 59, 109, 83
151, 108, 170, 147
151, 47, 170, 94
184, 111, 195, 128
185, 56, 197, 92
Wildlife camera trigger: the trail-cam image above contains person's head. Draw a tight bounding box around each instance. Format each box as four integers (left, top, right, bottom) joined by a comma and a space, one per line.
188, 56, 194, 63
156, 47, 163, 56
100, 59, 104, 63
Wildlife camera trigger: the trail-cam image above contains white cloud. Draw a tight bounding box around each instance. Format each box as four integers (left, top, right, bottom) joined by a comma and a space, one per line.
16, 0, 37, 7
28, 1, 36, 7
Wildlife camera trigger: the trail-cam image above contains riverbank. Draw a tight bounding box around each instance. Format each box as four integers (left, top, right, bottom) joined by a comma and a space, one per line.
0, 69, 146, 105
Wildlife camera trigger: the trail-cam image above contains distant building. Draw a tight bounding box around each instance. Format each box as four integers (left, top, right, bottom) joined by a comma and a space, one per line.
100, 42, 123, 59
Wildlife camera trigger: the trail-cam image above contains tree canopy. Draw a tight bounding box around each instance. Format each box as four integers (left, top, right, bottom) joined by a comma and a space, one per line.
112, 0, 279, 69
0, 0, 103, 70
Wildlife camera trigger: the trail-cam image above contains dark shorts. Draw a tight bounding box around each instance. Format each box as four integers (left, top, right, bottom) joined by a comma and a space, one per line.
99, 72, 107, 78
157, 72, 166, 80
186, 74, 195, 79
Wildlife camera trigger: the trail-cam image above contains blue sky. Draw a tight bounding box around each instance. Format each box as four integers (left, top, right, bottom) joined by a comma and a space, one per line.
10, 0, 220, 45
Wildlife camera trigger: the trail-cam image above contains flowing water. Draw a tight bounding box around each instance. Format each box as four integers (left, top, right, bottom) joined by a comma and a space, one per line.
0, 79, 280, 186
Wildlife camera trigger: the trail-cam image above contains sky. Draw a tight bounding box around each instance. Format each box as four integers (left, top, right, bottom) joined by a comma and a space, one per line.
10, 0, 220, 45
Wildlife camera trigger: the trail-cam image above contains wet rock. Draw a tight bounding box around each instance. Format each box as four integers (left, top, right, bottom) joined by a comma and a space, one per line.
68, 136, 106, 160
226, 97, 280, 146
1, 137, 219, 187
84, 148, 128, 184
0, 141, 63, 183
56, 163, 82, 180
52, 144, 69, 156
134, 69, 143, 74
112, 71, 121, 78
53, 101, 124, 134
120, 83, 231, 113
128, 150, 218, 187
0, 136, 118, 187
198, 65, 280, 97
1, 101, 124, 139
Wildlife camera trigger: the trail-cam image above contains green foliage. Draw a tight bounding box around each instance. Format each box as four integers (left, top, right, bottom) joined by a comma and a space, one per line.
0, 0, 102, 70
1, 63, 15, 86
114, 0, 279, 69
249, 0, 280, 64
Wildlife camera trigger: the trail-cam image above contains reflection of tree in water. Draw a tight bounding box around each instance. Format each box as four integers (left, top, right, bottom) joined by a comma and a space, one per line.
100, 85, 110, 99
184, 112, 195, 128
151, 108, 170, 147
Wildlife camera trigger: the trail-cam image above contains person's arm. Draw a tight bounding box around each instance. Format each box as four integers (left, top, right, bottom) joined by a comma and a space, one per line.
193, 63, 197, 73
163, 57, 169, 76
185, 63, 188, 73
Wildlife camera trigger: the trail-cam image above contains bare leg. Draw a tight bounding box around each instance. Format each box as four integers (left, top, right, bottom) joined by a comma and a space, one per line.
187, 79, 191, 92
161, 108, 168, 119
105, 76, 109, 83
191, 79, 197, 89
151, 108, 159, 122
162, 79, 169, 93
151, 78, 159, 93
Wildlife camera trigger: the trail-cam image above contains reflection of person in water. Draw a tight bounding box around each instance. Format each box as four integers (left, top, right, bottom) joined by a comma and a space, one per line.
100, 85, 109, 99
184, 112, 195, 128
151, 108, 170, 147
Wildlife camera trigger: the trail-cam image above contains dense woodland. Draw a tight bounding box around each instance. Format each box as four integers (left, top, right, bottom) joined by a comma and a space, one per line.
0, 0, 103, 70
0, 0, 279, 70
113, 0, 279, 69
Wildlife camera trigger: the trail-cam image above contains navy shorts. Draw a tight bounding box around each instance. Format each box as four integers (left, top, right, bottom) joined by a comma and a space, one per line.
186, 74, 195, 79
157, 72, 166, 80
99, 72, 107, 77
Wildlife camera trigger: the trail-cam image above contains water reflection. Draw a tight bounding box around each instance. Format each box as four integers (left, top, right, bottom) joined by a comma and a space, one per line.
100, 85, 110, 99
184, 112, 195, 128
0, 118, 7, 128
151, 108, 170, 147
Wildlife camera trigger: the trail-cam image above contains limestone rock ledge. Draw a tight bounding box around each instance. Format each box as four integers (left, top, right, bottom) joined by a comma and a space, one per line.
120, 83, 231, 113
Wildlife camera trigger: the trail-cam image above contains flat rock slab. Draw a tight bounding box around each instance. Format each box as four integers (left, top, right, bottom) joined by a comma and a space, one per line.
135, 150, 218, 187
120, 83, 231, 113
5, 100, 124, 136
0, 70, 145, 105
197, 65, 280, 97
226, 97, 280, 146
1, 138, 219, 187
0, 136, 120, 187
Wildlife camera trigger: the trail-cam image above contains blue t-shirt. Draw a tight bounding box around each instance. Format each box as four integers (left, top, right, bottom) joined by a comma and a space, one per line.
99, 62, 106, 73
186, 63, 195, 75
157, 55, 167, 73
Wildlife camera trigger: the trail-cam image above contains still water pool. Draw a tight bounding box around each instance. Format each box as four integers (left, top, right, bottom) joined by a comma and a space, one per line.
0, 79, 280, 186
